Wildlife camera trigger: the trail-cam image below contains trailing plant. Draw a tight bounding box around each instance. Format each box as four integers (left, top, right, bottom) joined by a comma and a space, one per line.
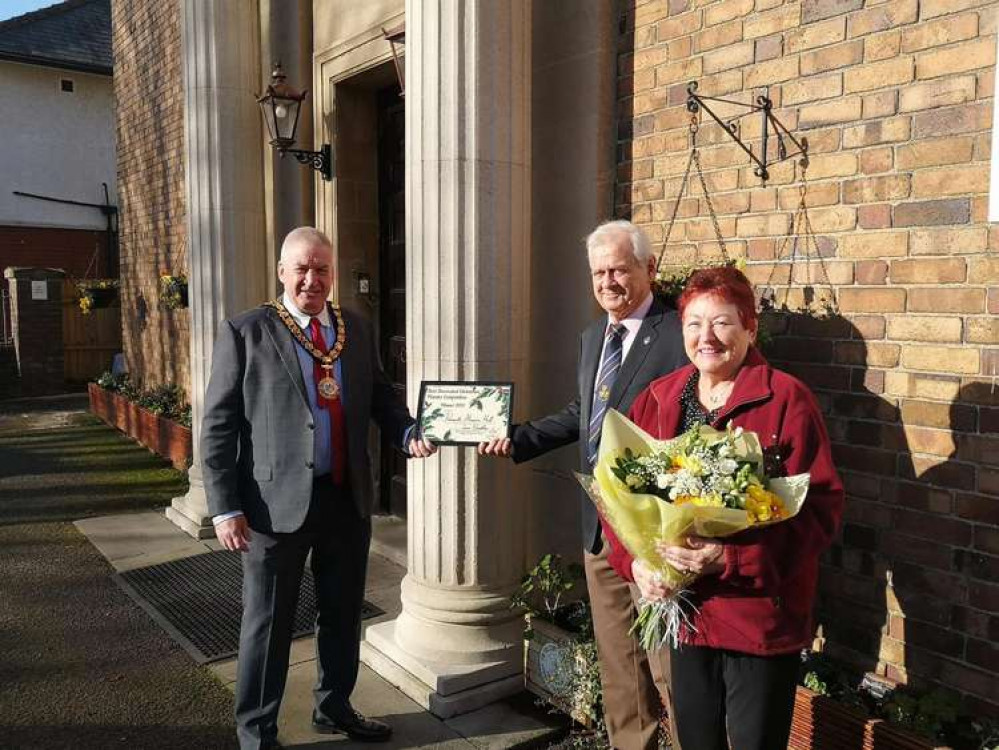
652, 258, 773, 352
76, 279, 119, 314
93, 372, 191, 427
512, 553, 586, 632
799, 652, 998, 750
514, 555, 608, 747
159, 274, 189, 310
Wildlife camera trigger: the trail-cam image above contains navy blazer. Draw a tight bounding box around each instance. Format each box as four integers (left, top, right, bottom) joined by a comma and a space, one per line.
510, 295, 687, 553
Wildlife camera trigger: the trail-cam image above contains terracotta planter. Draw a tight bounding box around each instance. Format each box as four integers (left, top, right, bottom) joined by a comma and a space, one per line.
88, 382, 114, 424
88, 383, 192, 470
523, 616, 598, 727
790, 686, 949, 750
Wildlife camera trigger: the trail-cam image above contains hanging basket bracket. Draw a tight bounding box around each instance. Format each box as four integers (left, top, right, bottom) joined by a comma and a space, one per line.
685, 81, 808, 184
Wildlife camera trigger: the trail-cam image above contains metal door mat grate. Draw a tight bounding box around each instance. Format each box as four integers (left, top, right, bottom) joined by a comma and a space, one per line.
114, 550, 383, 664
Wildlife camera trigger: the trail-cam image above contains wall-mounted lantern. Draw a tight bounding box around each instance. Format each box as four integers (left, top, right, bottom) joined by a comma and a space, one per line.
256, 62, 332, 181
382, 24, 405, 96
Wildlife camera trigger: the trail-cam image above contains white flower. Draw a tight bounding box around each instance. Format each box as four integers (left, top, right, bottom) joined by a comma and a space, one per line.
719, 458, 738, 475
656, 473, 672, 489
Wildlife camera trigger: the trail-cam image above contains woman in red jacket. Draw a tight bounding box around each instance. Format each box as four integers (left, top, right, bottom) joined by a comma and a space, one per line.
604, 266, 844, 750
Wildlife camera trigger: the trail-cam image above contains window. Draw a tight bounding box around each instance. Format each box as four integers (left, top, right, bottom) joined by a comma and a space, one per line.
60, 78, 74, 93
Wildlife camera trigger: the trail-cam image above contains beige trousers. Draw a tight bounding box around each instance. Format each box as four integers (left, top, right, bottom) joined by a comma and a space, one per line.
585, 539, 680, 750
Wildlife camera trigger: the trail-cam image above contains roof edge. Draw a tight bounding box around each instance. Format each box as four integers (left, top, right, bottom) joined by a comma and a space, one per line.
0, 51, 111, 76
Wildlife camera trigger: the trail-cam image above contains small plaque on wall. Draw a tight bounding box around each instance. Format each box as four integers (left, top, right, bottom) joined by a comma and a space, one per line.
31, 281, 48, 300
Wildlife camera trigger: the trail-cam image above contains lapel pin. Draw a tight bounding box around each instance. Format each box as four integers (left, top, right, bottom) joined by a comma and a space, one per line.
643, 336, 651, 345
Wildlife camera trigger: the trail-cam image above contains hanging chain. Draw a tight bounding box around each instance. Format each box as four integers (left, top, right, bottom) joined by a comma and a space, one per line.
656, 110, 730, 274
656, 149, 697, 276
692, 150, 729, 263
762, 156, 838, 315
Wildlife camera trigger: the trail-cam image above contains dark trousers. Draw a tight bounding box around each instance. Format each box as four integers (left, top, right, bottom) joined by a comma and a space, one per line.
670, 645, 799, 750
235, 481, 371, 750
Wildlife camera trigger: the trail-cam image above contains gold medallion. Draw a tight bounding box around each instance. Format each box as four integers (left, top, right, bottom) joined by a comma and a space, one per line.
598, 385, 611, 402
317, 376, 340, 400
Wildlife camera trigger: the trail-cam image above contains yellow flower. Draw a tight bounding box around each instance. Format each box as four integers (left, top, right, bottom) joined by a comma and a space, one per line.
674, 454, 703, 476
693, 493, 724, 508
745, 485, 785, 523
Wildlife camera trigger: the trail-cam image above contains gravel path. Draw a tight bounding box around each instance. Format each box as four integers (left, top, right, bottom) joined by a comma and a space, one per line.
0, 397, 238, 750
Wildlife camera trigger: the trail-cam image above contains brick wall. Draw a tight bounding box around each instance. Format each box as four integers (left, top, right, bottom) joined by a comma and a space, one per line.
618, 0, 999, 715
112, 0, 189, 393
4, 268, 66, 397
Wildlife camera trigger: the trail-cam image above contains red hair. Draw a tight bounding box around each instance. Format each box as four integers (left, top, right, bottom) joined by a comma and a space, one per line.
677, 266, 758, 328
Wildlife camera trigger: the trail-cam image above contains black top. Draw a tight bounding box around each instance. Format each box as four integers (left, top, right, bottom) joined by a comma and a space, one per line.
679, 371, 722, 432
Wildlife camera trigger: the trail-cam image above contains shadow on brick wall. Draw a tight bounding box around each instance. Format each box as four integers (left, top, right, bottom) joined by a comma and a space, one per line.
769, 310, 997, 715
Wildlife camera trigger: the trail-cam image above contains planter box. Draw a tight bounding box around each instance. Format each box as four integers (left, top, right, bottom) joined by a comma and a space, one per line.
790, 686, 949, 750
524, 616, 598, 727
88, 383, 192, 470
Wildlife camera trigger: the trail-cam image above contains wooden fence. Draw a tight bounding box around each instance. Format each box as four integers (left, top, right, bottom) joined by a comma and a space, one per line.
62, 279, 122, 384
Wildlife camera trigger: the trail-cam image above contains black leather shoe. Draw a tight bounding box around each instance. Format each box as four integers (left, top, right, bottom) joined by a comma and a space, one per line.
312, 708, 392, 742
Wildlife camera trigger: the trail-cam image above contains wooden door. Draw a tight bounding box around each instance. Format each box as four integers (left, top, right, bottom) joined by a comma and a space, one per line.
377, 84, 407, 517
62, 279, 122, 384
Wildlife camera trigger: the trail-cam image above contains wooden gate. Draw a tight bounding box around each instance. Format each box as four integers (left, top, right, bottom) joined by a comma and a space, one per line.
62, 279, 122, 384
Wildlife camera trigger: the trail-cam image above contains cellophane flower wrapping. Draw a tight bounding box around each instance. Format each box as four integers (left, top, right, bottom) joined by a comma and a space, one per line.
576, 409, 810, 650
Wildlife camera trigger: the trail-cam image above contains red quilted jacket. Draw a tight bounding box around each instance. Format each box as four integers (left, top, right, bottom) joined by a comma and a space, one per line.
604, 348, 844, 655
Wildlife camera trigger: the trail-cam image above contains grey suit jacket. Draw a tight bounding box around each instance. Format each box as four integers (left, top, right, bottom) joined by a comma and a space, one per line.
201, 304, 413, 533
510, 296, 687, 553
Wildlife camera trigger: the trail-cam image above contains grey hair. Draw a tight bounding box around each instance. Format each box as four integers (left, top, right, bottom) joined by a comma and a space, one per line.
585, 220, 653, 265
280, 226, 333, 262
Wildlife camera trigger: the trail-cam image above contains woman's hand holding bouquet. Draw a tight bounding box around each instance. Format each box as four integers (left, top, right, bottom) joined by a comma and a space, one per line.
577, 409, 811, 650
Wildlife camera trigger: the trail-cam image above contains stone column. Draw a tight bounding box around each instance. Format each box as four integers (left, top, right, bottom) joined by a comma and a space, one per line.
166, 0, 269, 538
362, 0, 532, 718
260, 0, 314, 275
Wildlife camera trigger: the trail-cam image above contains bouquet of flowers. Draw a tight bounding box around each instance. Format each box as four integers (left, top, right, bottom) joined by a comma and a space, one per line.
577, 409, 810, 650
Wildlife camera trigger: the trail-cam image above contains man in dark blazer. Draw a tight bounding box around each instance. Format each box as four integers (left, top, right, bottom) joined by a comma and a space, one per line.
203, 227, 436, 750
480, 220, 687, 750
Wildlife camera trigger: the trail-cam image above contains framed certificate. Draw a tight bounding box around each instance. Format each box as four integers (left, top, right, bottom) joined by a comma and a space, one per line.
416, 381, 515, 446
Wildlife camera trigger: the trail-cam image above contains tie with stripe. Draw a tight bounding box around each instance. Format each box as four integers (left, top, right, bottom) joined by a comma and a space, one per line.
587, 323, 626, 465
308, 317, 347, 485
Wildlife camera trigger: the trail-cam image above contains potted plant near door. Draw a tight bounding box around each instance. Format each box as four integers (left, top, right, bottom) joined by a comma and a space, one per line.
515, 554, 603, 733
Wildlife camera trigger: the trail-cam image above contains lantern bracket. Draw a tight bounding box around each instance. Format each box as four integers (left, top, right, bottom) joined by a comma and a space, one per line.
685, 81, 807, 184
281, 144, 332, 181
257, 62, 333, 181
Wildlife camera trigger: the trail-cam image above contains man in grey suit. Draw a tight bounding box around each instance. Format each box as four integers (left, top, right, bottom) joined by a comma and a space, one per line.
203, 226, 436, 750
480, 220, 687, 750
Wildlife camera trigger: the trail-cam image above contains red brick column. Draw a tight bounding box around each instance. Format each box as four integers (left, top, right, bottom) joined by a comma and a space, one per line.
4, 267, 66, 397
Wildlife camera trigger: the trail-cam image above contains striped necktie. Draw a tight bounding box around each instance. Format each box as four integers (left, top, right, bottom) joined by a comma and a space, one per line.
587, 323, 626, 465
